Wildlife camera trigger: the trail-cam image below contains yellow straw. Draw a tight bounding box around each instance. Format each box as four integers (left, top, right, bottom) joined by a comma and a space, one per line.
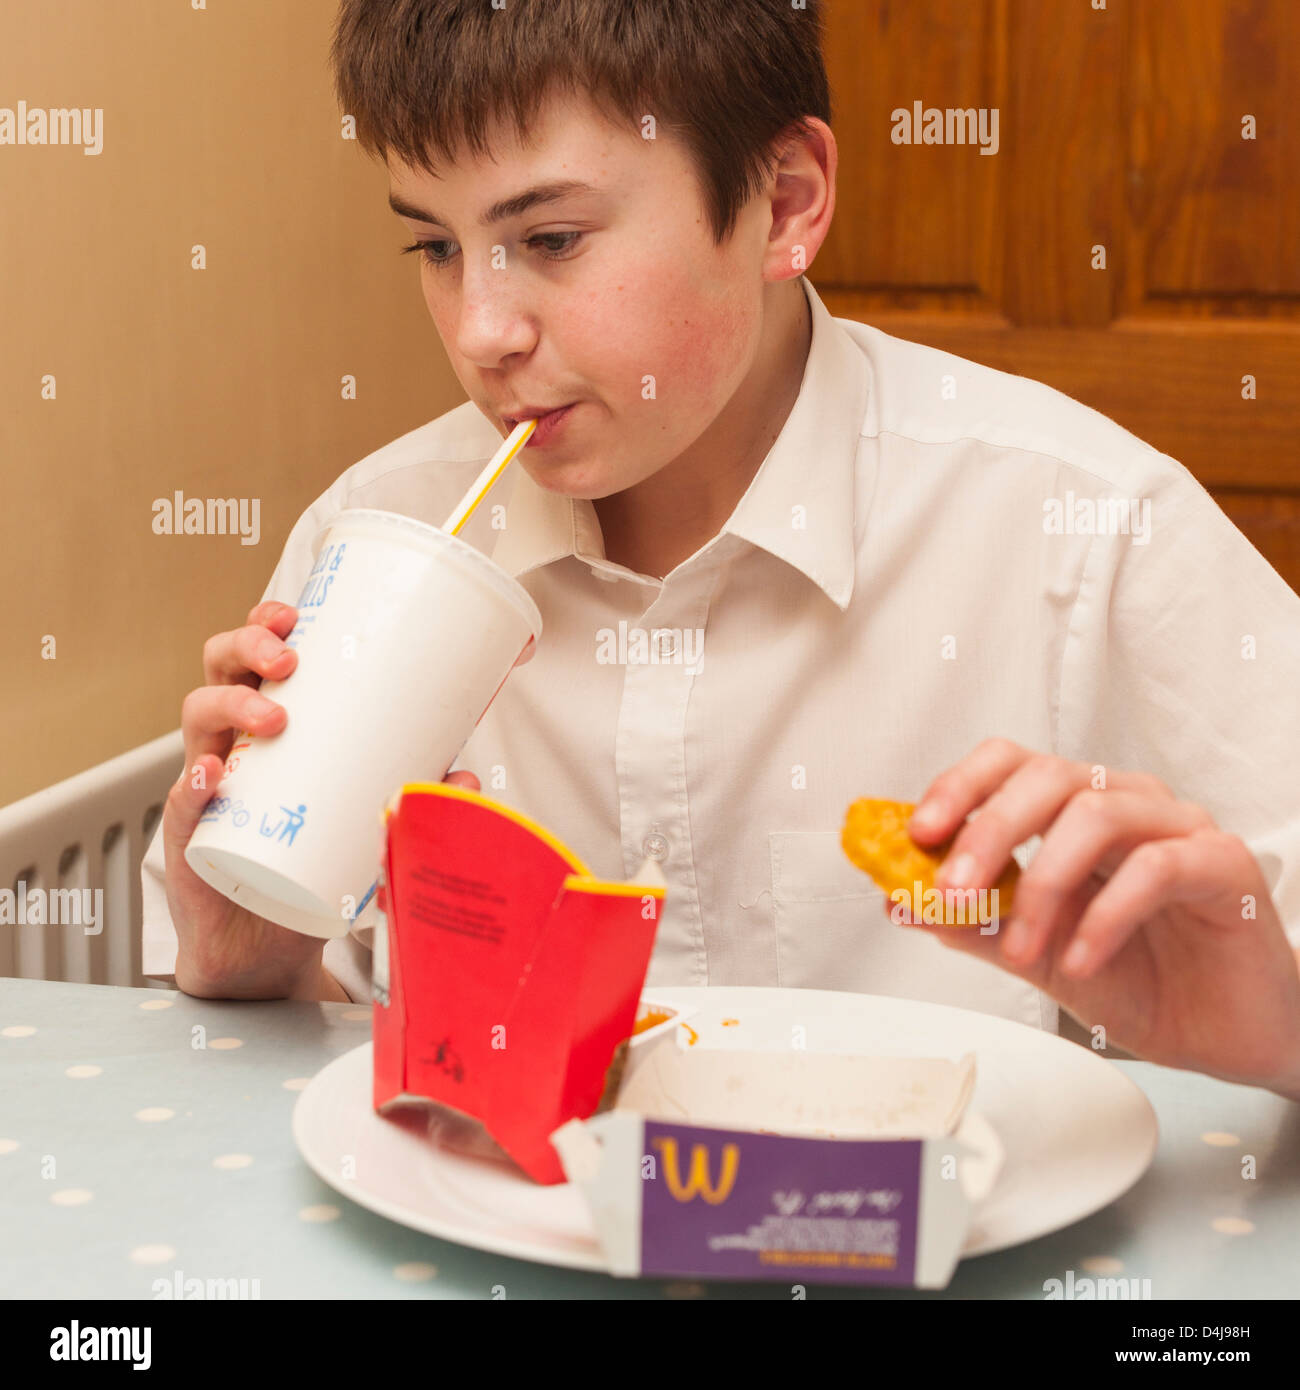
441, 418, 537, 535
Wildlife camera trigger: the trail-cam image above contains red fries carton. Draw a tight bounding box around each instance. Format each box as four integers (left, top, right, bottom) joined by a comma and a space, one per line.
371, 782, 665, 1184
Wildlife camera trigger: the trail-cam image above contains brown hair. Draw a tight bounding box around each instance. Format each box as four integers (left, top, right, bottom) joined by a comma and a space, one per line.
329, 0, 831, 245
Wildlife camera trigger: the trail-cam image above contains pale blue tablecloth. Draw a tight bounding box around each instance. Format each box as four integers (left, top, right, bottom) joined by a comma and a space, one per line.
2, 977, 1298, 1299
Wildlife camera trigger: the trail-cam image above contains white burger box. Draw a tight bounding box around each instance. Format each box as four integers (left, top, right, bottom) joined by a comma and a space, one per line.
554, 1001, 1004, 1288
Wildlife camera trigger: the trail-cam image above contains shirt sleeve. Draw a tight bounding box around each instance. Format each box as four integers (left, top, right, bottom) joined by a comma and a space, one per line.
140, 485, 374, 1002
1056, 454, 1300, 950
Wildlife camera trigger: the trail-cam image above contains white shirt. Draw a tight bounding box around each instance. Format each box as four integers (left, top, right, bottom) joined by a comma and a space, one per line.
142, 275, 1300, 1024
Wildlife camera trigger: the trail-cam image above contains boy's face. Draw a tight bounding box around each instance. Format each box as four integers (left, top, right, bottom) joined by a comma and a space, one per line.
387, 88, 781, 500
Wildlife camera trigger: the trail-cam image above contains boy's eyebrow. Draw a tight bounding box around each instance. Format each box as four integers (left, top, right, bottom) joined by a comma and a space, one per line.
387, 180, 599, 228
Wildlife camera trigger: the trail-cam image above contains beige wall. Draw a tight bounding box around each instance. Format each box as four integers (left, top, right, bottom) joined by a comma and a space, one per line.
0, 0, 465, 806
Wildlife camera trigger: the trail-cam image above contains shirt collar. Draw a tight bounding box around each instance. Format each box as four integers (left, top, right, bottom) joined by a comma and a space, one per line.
490, 275, 868, 610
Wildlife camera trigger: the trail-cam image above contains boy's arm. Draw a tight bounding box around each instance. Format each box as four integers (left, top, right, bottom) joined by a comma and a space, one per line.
899, 452, 1300, 1094
1055, 457, 1300, 953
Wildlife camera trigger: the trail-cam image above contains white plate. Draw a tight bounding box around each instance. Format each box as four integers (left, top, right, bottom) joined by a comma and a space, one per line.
291, 986, 1158, 1270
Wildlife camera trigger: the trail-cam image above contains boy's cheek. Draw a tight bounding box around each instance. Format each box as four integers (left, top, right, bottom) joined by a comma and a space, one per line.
627, 281, 751, 392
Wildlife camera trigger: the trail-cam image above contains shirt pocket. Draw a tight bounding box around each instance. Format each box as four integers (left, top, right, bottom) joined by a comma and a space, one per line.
769, 830, 885, 991
769, 829, 1050, 1029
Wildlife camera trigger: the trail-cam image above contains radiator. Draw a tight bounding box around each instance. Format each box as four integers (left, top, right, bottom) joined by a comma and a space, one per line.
0, 730, 185, 987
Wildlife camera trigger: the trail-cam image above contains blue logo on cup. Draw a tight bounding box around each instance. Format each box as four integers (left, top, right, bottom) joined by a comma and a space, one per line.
259, 804, 307, 846
199, 797, 250, 828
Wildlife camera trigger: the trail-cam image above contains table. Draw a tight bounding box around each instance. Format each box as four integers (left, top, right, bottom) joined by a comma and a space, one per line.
2, 977, 1298, 1299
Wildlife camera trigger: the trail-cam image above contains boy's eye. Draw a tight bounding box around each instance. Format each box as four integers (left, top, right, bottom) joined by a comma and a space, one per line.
399, 231, 584, 268
400, 238, 456, 267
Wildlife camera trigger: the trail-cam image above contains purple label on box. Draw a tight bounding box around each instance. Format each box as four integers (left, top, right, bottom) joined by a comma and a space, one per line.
639, 1119, 921, 1285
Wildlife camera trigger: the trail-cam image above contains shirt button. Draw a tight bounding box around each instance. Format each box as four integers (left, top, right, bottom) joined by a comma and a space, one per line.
653, 630, 677, 659
641, 832, 669, 861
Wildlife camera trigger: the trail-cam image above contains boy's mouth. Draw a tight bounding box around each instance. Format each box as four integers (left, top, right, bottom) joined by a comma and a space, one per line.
501, 402, 574, 427
501, 402, 578, 447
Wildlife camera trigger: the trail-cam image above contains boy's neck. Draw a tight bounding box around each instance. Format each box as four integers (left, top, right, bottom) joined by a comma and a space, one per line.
592, 279, 813, 582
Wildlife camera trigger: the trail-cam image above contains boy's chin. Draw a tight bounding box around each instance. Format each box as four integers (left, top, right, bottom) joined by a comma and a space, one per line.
520, 456, 627, 501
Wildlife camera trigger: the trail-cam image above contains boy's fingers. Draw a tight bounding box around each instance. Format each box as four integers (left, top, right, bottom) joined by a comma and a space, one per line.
442, 769, 480, 791
163, 754, 225, 857
1061, 831, 1256, 979
1007, 793, 1215, 965
909, 739, 1031, 843
911, 742, 1180, 861
200, 604, 298, 686
180, 684, 287, 773
246, 600, 297, 632
203, 623, 298, 688
884, 893, 1058, 991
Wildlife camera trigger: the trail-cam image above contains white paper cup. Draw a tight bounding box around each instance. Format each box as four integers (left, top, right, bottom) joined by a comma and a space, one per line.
185, 509, 542, 938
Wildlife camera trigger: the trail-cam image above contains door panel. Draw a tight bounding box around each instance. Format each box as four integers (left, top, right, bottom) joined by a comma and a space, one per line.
816, 0, 1300, 586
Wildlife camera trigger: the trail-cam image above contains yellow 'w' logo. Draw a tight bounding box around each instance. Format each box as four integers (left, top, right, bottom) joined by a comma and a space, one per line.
653, 1136, 740, 1205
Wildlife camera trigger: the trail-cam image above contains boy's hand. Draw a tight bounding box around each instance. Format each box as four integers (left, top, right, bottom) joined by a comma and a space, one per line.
897, 738, 1300, 1099
164, 599, 479, 999
165, 600, 325, 997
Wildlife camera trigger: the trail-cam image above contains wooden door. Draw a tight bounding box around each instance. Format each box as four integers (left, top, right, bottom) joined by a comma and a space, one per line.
815, 0, 1300, 590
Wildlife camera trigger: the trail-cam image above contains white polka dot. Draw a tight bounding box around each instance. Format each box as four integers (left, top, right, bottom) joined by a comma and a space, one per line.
1201, 1131, 1240, 1147
65, 1064, 102, 1079
212, 1153, 253, 1170
130, 1244, 176, 1264
208, 1037, 243, 1050
299, 1204, 341, 1223
2, 1025, 36, 1038
1211, 1217, 1254, 1236
342, 1009, 370, 1022
50, 1188, 93, 1206
135, 1107, 175, 1123
663, 1281, 706, 1299
0, 1140, 19, 1156
138, 999, 174, 1011
1081, 1256, 1124, 1275
282, 1078, 310, 1091
393, 1261, 438, 1282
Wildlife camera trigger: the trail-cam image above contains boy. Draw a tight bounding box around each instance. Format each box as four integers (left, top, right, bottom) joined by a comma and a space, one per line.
142, 0, 1300, 1098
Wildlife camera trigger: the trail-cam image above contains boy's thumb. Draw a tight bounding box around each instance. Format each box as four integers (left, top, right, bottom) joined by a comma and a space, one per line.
442, 769, 480, 792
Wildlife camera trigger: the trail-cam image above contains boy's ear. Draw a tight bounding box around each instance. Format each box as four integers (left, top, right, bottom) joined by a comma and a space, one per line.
764, 117, 836, 275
